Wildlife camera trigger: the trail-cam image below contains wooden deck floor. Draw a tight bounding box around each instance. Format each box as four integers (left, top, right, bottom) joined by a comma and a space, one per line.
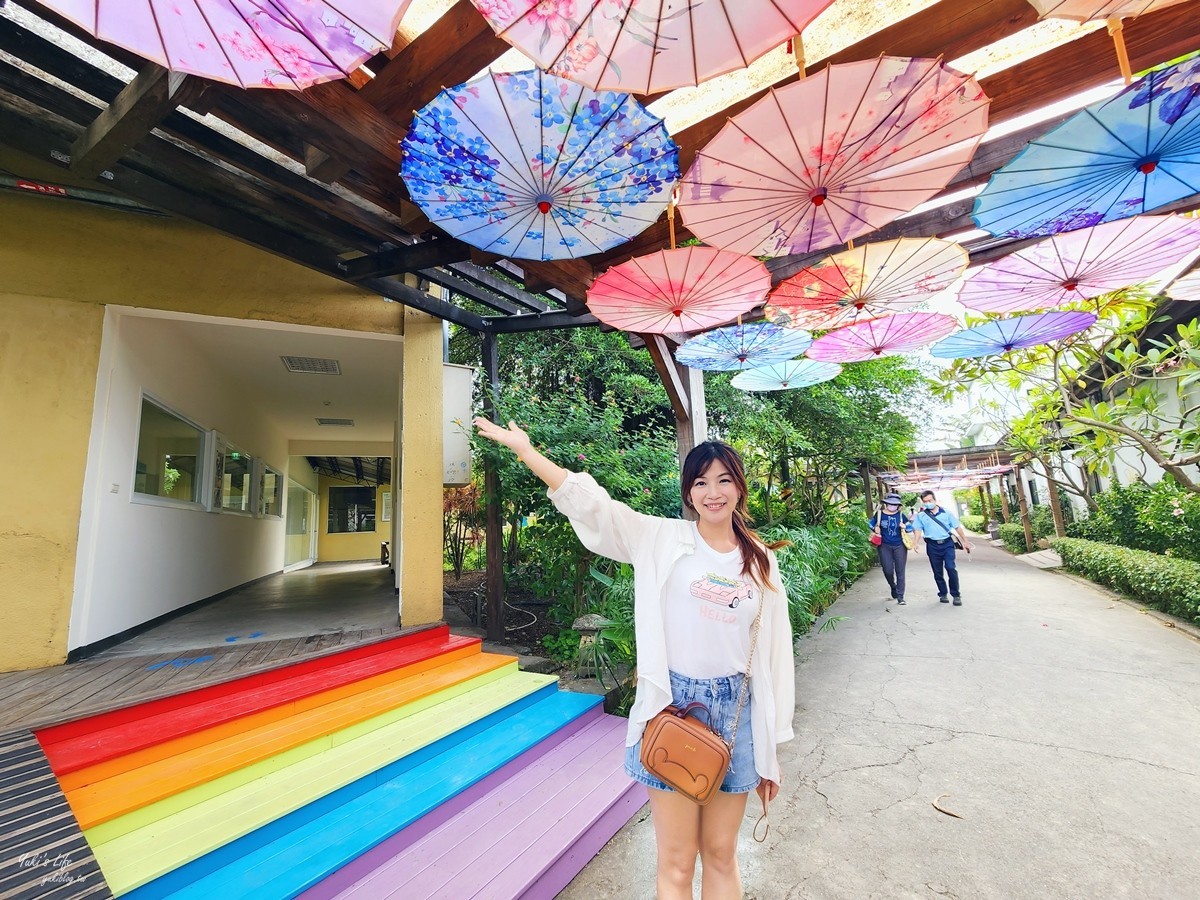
0, 625, 413, 736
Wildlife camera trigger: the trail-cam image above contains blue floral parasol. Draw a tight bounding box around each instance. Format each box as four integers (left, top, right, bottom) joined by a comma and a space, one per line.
400, 68, 679, 260
973, 54, 1200, 239
675, 322, 813, 371
730, 359, 843, 392
929, 311, 1099, 359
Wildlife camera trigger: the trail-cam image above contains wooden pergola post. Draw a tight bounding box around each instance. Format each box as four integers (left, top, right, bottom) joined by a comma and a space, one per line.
1015, 464, 1035, 552
482, 333, 505, 642
644, 335, 707, 517
998, 475, 1012, 524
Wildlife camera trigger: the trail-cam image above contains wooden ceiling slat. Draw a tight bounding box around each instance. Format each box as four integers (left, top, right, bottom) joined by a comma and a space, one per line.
340, 237, 474, 281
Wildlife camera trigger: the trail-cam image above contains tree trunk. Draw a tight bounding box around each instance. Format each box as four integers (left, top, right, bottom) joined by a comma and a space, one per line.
1041, 456, 1068, 538
859, 462, 873, 517
1015, 464, 1035, 552
998, 477, 1012, 524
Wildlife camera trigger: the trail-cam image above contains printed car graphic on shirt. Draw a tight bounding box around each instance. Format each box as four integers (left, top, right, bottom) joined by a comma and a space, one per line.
691, 573, 753, 609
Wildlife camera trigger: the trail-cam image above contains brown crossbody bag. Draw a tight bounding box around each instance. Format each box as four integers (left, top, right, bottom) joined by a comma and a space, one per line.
639, 601, 764, 807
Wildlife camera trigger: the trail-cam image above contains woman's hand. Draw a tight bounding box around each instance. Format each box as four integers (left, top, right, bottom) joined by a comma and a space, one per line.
756, 778, 779, 804
473, 416, 533, 456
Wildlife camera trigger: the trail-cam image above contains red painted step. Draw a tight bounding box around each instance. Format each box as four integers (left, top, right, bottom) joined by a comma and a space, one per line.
37, 625, 478, 774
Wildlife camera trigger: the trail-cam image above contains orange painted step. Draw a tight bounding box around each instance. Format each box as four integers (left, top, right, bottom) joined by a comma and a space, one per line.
56, 639, 482, 793
63, 652, 515, 829
38, 626, 476, 774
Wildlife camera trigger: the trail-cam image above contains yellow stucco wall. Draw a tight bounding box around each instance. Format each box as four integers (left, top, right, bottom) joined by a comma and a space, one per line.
315, 477, 390, 563
0, 173, 419, 671
399, 308, 445, 627
0, 296, 104, 671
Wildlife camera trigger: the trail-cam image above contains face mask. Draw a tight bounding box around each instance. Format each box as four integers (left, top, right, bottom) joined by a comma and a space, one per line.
923, 502, 936, 510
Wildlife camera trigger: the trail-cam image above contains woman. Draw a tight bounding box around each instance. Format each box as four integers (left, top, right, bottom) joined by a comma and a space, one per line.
474, 416, 796, 900
869, 492, 913, 605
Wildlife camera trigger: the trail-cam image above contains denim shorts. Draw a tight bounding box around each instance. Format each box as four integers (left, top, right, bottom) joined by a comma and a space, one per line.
625, 670, 758, 794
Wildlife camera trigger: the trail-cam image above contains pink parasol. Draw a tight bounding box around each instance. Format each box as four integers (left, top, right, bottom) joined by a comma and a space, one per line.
466, 0, 835, 96
956, 215, 1200, 314
37, 0, 413, 89
805, 312, 958, 362
1027, 2, 1193, 82
678, 56, 990, 258
766, 237, 968, 331
586, 247, 771, 335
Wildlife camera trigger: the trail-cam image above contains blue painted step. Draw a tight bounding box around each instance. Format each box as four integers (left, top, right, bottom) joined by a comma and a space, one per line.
129, 687, 602, 900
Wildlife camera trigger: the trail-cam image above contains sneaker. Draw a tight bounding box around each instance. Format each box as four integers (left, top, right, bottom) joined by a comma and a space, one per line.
896, 598, 906, 605
952, 596, 962, 606
939, 596, 949, 603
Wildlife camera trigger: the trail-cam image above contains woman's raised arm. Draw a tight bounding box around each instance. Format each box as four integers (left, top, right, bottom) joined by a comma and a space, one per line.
473, 417, 568, 492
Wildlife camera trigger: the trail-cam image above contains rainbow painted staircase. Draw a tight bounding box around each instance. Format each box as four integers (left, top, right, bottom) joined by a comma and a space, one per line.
32, 625, 642, 898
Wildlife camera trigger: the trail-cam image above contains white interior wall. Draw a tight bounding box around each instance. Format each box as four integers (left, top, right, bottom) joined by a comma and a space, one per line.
69, 310, 289, 650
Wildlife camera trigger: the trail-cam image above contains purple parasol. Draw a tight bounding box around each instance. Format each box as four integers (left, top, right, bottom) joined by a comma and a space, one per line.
929, 311, 1099, 359
956, 215, 1200, 313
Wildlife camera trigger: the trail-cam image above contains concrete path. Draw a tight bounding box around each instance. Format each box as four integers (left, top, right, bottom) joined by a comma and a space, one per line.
561, 539, 1200, 899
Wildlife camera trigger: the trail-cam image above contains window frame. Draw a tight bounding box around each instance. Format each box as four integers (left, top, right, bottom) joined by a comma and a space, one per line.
130, 393, 209, 512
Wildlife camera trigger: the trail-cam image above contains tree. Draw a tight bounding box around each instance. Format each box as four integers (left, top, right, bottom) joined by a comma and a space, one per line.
936, 290, 1200, 496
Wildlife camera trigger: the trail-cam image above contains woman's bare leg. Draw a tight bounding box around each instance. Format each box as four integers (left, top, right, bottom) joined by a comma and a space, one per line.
698, 790, 750, 899
647, 787, 702, 899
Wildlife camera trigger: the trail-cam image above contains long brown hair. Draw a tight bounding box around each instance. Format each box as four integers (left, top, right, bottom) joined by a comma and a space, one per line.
681, 441, 784, 590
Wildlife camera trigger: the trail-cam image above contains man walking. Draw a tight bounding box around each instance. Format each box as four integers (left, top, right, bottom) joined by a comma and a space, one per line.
913, 490, 973, 605
868, 493, 912, 605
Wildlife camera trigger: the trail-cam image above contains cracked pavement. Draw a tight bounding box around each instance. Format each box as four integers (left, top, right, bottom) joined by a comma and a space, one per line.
559, 538, 1200, 899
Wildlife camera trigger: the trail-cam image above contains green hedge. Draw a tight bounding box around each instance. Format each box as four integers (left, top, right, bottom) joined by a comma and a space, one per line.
960, 514, 985, 533
998, 523, 1030, 553
1052, 537, 1200, 624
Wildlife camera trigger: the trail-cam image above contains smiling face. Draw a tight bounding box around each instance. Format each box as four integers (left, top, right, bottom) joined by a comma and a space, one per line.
687, 460, 742, 528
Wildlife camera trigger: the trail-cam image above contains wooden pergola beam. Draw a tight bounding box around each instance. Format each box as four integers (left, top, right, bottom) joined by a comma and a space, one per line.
69, 63, 207, 180
340, 237, 475, 281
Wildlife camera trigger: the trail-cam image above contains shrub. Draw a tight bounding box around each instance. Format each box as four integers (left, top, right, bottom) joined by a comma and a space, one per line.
1066, 480, 1200, 561
1052, 537, 1200, 623
1028, 504, 1057, 540
998, 523, 1030, 553
960, 514, 986, 533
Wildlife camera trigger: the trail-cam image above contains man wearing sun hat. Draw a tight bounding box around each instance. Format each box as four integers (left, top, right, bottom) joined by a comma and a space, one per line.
868, 493, 913, 605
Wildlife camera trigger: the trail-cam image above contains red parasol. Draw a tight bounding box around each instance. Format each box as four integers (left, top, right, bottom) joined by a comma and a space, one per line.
586, 247, 770, 335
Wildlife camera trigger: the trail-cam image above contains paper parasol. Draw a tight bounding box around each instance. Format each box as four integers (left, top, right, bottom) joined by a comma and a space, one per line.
401, 69, 679, 260
972, 55, 1200, 238
766, 237, 968, 331
731, 360, 844, 392
806, 312, 959, 362
466, 0, 835, 95
675, 323, 813, 371
586, 247, 770, 335
37, 0, 413, 89
678, 56, 989, 257
930, 311, 1099, 358
957, 215, 1200, 313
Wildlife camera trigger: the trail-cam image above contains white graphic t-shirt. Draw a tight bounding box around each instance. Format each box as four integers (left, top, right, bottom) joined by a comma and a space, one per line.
663, 522, 760, 678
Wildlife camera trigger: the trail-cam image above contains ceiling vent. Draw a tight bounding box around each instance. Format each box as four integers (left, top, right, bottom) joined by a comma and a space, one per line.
316, 417, 354, 427
282, 355, 341, 375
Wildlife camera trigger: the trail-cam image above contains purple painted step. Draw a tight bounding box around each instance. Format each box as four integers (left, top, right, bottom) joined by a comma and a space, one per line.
305, 711, 640, 900
299, 702, 605, 900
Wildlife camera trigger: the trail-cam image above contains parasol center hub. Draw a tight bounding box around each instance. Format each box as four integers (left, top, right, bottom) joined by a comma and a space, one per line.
1003, 344, 1014, 352
781, 382, 789, 388
737, 354, 748, 362
1137, 158, 1158, 175
536, 195, 553, 214
809, 187, 828, 206
1063, 280, 1080, 291
672, 308, 684, 317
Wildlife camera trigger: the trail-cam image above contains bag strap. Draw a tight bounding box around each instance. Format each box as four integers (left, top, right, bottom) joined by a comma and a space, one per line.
753, 792, 770, 843
726, 596, 765, 753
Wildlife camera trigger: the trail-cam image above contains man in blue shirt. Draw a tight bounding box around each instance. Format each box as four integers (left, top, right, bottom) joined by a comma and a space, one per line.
912, 489, 973, 605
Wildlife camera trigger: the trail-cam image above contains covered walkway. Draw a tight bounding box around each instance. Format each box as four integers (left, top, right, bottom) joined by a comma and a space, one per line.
563, 539, 1200, 899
